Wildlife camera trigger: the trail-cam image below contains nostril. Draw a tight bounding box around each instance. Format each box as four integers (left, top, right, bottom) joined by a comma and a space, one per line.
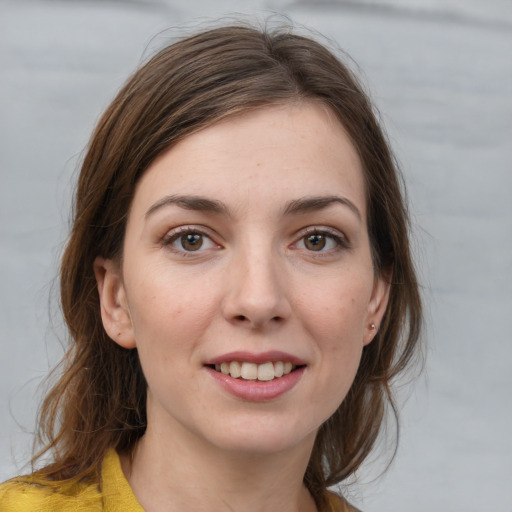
230, 313, 286, 328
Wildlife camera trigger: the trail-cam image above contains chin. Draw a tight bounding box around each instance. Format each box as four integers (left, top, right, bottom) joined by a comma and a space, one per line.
200, 415, 319, 457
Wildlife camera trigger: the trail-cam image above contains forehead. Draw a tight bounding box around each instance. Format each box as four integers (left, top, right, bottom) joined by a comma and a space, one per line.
131, 102, 366, 218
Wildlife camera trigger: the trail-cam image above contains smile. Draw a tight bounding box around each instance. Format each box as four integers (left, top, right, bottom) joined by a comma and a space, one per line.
204, 351, 307, 400
212, 361, 298, 381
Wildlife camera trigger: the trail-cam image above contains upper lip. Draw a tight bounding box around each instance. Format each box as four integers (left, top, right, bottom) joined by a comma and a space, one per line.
204, 351, 307, 366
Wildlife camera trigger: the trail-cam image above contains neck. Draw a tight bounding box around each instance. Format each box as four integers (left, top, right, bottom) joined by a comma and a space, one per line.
121, 420, 318, 512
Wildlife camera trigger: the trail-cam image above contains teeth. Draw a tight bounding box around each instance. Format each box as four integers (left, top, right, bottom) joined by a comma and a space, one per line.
241, 362, 258, 380
213, 361, 298, 381
257, 362, 275, 381
229, 361, 241, 379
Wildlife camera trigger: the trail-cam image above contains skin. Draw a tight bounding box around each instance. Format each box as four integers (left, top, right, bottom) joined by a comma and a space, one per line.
94, 102, 389, 512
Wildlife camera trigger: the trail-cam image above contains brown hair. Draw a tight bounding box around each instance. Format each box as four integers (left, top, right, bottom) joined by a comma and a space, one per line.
33, 23, 422, 508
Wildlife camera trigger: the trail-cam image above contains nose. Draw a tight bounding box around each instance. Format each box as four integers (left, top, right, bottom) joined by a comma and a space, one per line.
221, 243, 291, 330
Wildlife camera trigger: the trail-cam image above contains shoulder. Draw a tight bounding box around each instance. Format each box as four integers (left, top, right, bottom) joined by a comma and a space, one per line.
0, 475, 102, 512
0, 449, 141, 512
325, 491, 363, 512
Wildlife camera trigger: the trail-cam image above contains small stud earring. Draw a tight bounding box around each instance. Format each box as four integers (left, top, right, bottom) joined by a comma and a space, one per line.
370, 323, 376, 330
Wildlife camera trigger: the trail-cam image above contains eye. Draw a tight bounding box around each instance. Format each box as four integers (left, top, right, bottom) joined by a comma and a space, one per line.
163, 228, 218, 253
295, 229, 346, 253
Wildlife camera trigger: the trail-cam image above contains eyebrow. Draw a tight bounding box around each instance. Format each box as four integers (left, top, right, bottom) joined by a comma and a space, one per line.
283, 195, 362, 222
145, 194, 362, 222
145, 194, 231, 218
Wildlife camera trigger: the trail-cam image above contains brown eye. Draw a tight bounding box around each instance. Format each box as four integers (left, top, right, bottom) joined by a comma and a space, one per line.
296, 230, 345, 253
164, 228, 218, 254
304, 233, 327, 251
180, 233, 203, 251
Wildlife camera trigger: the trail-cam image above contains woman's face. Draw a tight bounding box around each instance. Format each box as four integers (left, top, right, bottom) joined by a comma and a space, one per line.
96, 102, 389, 456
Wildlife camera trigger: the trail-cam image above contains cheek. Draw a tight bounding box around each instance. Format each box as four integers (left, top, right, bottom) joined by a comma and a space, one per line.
297, 272, 372, 392
124, 262, 221, 348
298, 272, 372, 341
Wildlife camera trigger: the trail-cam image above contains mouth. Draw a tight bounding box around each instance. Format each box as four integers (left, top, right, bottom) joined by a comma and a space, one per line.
204, 352, 307, 401
207, 361, 304, 382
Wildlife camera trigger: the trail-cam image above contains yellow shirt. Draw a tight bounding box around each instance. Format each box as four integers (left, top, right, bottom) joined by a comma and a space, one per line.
0, 450, 356, 511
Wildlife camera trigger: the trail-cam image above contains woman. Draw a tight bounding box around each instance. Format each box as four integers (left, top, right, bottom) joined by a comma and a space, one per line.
0, 23, 422, 511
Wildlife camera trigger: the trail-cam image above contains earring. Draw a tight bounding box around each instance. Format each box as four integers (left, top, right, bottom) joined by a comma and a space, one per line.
369, 323, 376, 330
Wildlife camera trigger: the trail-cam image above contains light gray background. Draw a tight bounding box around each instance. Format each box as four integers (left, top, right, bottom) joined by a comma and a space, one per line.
1, 0, 511, 510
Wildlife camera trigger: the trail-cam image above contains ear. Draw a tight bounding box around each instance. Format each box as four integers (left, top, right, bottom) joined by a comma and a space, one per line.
363, 270, 391, 346
94, 257, 136, 349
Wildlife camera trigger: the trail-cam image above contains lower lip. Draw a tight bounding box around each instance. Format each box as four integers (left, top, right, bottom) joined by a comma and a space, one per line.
205, 366, 305, 402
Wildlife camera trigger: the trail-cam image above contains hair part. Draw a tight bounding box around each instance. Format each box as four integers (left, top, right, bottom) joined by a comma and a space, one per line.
32, 23, 422, 509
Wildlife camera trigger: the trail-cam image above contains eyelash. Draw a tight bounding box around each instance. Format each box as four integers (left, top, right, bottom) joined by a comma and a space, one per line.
160, 226, 349, 256
161, 226, 218, 256
294, 228, 350, 254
